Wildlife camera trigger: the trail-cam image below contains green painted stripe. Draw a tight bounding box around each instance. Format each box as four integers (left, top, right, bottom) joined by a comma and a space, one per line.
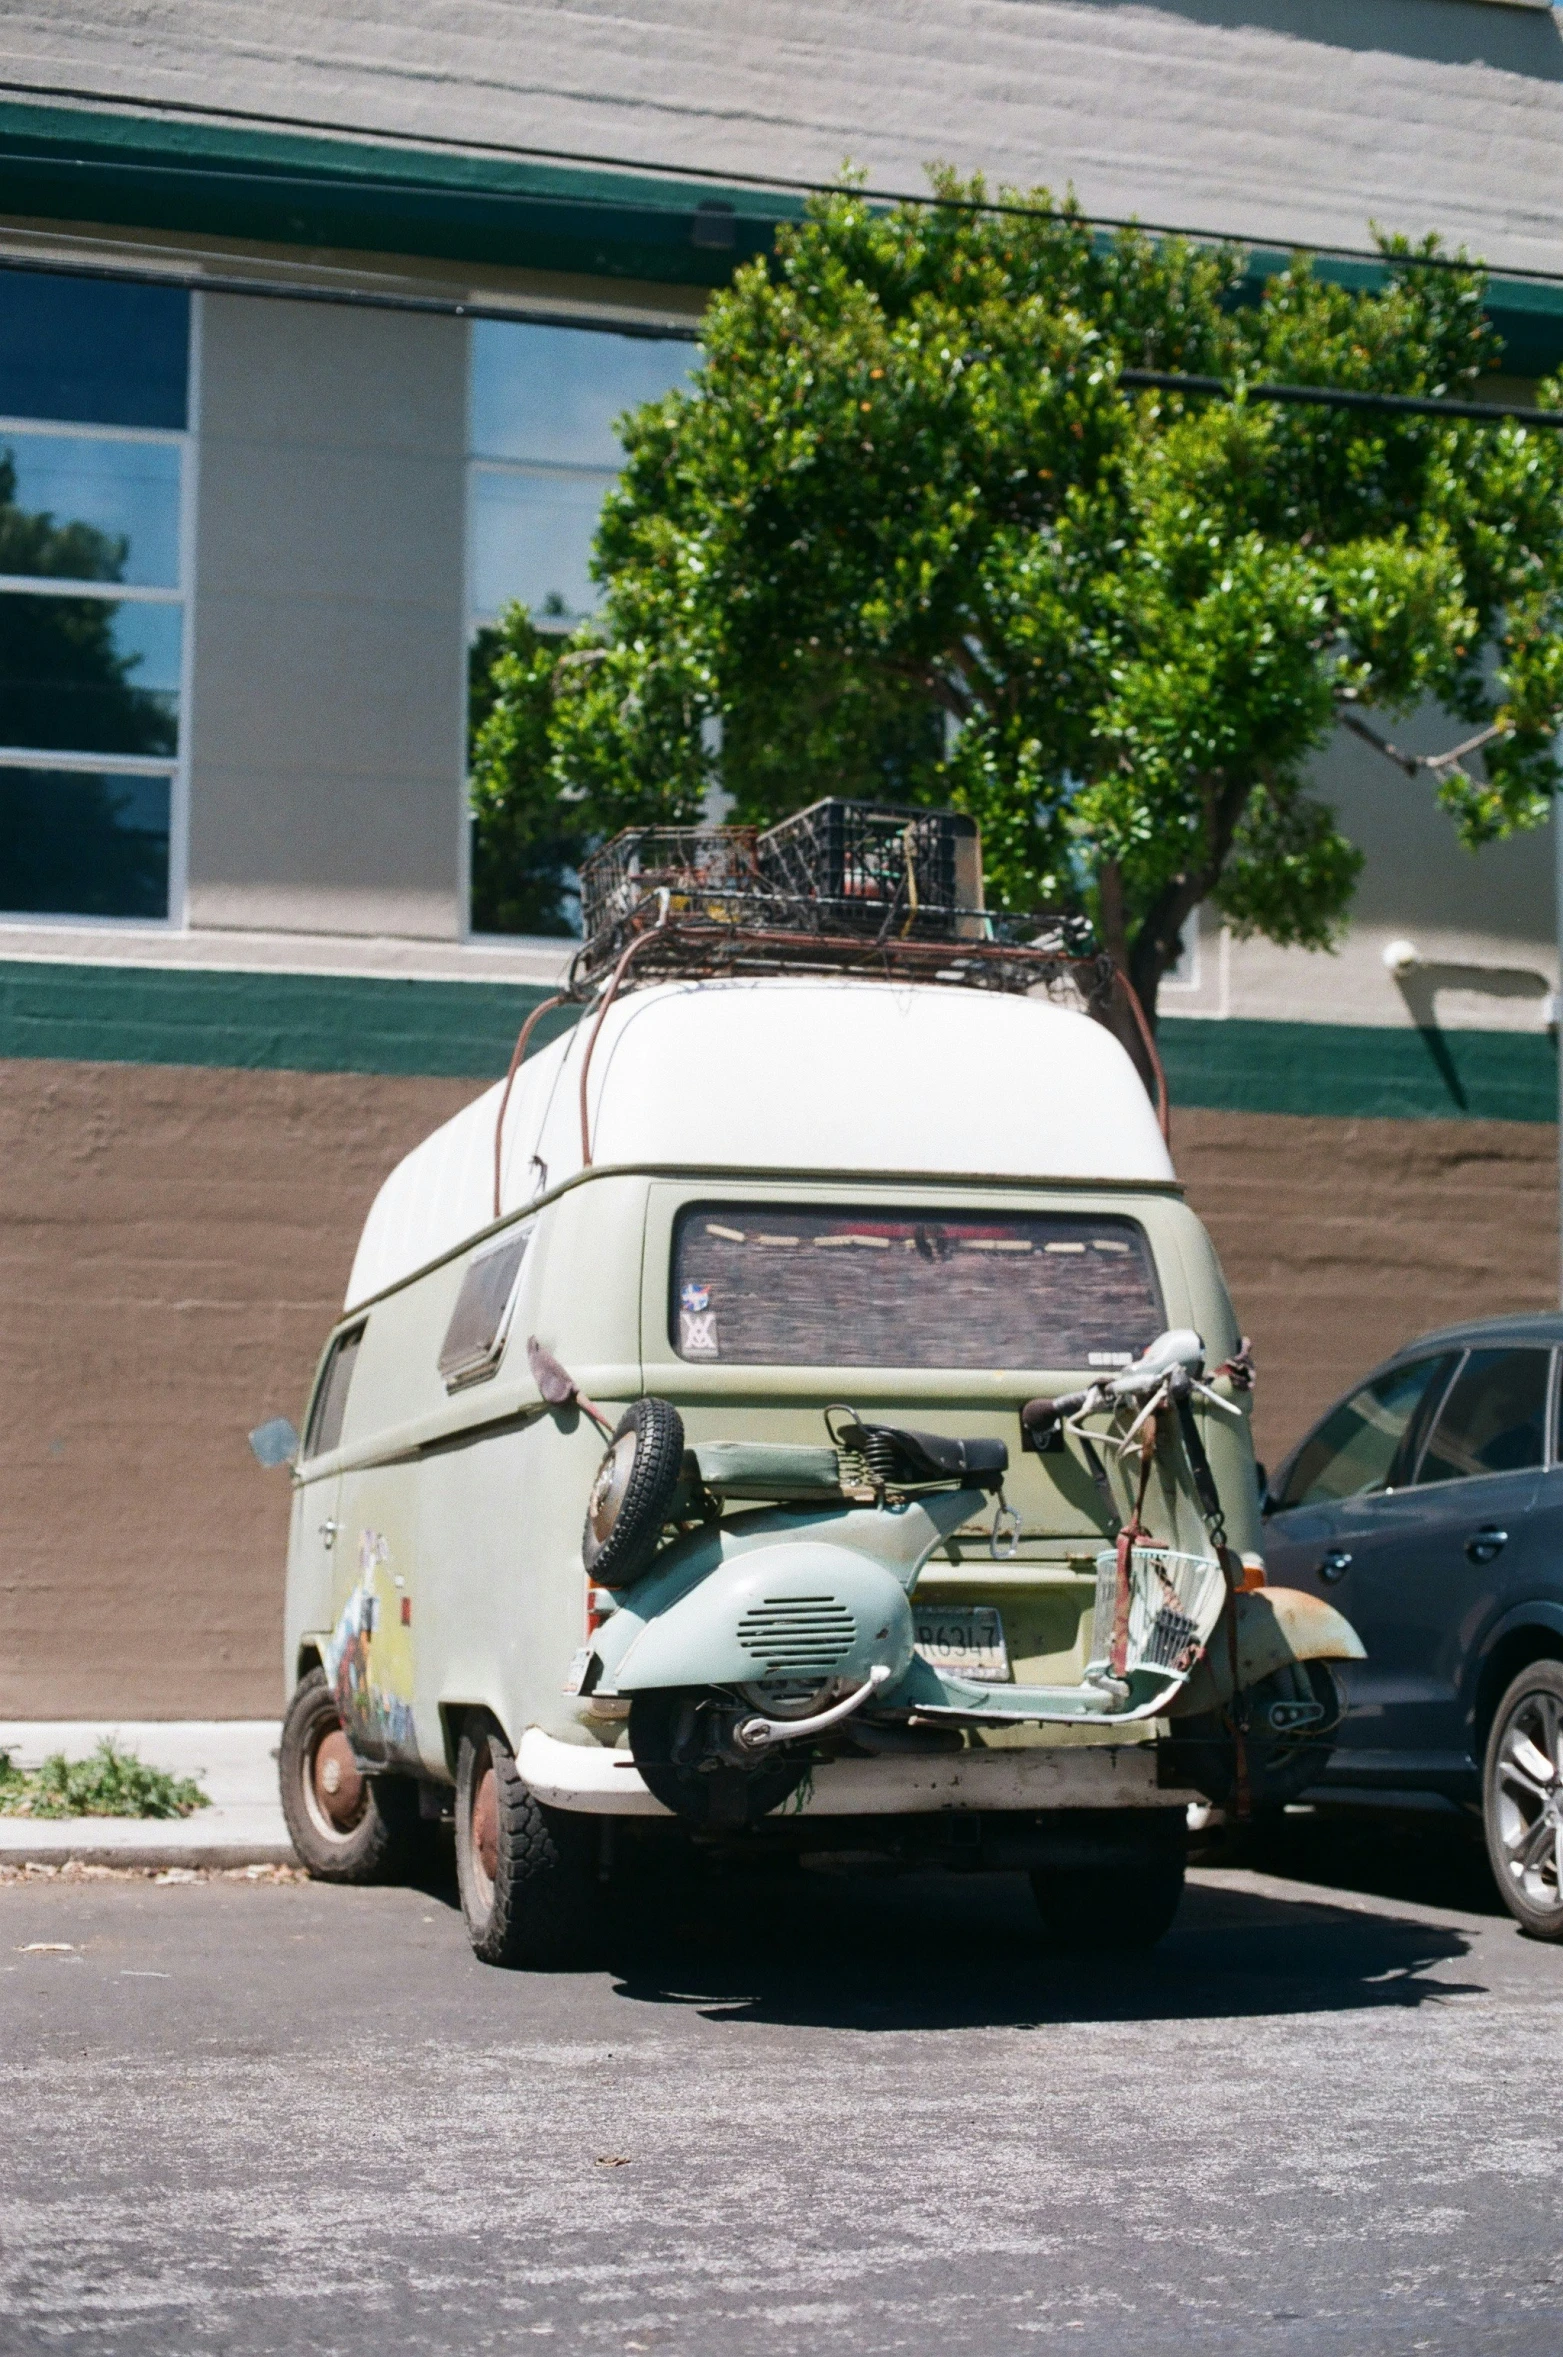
0, 100, 797, 290
0, 959, 576, 1078
1161, 1014, 1557, 1124
0, 959, 1554, 1116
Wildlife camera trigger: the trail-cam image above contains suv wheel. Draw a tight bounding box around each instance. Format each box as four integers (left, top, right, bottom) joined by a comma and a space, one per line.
1485, 1660, 1563, 1940
454, 1716, 596, 1968
278, 1667, 420, 1883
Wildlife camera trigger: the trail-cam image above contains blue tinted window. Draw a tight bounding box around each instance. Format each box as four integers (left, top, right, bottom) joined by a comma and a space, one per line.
0, 767, 170, 919
0, 596, 180, 756
471, 323, 694, 466
468, 321, 694, 625
0, 432, 182, 588
0, 272, 188, 431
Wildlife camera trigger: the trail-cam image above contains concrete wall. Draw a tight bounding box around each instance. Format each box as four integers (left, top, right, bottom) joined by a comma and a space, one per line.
8, 0, 1562, 271
185, 293, 468, 939
1166, 734, 1560, 1033
1, 1054, 1554, 1718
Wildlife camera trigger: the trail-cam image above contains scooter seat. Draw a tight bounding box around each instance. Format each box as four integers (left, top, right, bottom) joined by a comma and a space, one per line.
837, 1420, 1009, 1491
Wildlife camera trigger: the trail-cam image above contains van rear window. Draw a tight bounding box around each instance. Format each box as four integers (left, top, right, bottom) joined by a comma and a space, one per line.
669, 1206, 1163, 1370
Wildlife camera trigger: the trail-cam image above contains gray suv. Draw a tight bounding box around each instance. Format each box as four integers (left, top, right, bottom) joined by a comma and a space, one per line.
1263, 1315, 1563, 1939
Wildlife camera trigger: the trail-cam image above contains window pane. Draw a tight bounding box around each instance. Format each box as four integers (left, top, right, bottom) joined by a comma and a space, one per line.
438, 1231, 529, 1388
471, 322, 695, 465
0, 595, 179, 754
669, 1205, 1164, 1369
1278, 1356, 1450, 1509
0, 432, 181, 588
305, 1326, 365, 1460
0, 271, 188, 430
1417, 1348, 1550, 1484
469, 466, 613, 624
0, 766, 170, 919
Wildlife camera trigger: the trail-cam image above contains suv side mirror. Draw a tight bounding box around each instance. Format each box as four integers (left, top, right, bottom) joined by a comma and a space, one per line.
249, 1416, 299, 1469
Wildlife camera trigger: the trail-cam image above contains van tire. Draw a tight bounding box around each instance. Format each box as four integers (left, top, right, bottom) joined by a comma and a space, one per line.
279, 1668, 420, 1884
582, 1397, 686, 1589
1029, 1817, 1186, 1954
455, 1717, 596, 1968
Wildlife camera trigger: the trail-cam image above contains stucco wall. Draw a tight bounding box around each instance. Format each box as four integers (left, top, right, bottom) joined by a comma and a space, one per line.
1, 1055, 1554, 1718
186, 292, 469, 939
6, 0, 1562, 269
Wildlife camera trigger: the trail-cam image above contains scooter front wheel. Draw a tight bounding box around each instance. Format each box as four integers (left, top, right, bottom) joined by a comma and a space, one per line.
629, 1687, 809, 1827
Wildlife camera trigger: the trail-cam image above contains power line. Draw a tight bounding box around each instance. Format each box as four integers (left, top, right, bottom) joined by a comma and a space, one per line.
1, 73, 1561, 292
1121, 370, 1563, 428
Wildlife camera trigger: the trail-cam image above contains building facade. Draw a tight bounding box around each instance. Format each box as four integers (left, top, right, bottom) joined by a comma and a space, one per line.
1, 0, 1561, 1713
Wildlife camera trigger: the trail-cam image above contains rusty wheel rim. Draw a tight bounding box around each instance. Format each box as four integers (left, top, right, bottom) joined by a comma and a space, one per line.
470, 1758, 499, 1908
302, 1714, 367, 1843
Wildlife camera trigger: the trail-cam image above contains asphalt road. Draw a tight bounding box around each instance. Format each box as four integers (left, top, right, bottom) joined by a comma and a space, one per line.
2, 1818, 1560, 2357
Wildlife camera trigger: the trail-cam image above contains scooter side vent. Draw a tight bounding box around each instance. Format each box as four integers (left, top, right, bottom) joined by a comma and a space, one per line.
736, 1595, 857, 1675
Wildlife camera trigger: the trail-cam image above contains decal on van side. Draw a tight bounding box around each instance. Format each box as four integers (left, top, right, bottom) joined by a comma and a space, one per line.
324, 1530, 418, 1764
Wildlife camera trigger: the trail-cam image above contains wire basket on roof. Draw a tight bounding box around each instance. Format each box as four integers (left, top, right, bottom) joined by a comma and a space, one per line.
571, 799, 1105, 1008
577, 825, 765, 945
754, 800, 985, 942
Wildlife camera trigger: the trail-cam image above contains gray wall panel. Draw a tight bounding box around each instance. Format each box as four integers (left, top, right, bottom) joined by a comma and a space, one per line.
187, 293, 467, 939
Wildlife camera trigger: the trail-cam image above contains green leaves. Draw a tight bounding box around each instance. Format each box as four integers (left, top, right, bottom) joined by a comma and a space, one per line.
468, 180, 1563, 1017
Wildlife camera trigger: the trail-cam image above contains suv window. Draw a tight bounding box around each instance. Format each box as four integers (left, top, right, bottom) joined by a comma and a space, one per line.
668, 1204, 1164, 1370
1415, 1347, 1551, 1485
304, 1324, 365, 1460
1276, 1354, 1454, 1510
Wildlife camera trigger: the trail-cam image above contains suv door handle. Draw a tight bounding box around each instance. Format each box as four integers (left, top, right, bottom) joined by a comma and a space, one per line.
1317, 1549, 1352, 1584
1465, 1525, 1508, 1566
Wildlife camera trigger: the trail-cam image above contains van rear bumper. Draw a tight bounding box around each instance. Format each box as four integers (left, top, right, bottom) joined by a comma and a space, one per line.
518, 1727, 1196, 1817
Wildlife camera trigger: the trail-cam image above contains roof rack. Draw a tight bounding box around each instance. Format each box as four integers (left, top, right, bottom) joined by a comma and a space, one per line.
572, 800, 1099, 993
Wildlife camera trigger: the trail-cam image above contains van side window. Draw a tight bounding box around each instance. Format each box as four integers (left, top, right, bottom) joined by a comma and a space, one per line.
304, 1324, 366, 1460
669, 1204, 1163, 1370
438, 1231, 530, 1389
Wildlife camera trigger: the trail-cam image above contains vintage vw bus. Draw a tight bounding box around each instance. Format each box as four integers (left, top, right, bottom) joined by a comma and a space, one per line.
268, 817, 1362, 1968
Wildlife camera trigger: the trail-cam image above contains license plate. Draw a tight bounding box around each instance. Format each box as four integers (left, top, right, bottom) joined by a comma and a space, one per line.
913, 1604, 1011, 1684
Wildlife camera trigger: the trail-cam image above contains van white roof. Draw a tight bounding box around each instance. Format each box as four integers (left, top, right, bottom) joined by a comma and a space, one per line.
344, 976, 1175, 1308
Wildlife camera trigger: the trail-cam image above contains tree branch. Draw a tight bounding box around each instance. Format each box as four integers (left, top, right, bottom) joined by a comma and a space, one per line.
1337, 707, 1508, 778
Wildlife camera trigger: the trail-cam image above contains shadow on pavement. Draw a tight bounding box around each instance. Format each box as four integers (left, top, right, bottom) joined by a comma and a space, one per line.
1218, 1803, 1505, 1916
598, 1851, 1481, 2032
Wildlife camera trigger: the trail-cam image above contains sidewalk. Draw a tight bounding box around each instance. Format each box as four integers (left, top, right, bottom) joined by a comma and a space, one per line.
0, 1722, 293, 1868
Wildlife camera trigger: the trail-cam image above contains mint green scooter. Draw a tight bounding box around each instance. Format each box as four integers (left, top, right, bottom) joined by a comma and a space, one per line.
572, 1330, 1362, 1825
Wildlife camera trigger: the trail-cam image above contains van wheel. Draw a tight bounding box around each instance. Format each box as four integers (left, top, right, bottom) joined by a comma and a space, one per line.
454, 1718, 596, 1968
1030, 1819, 1186, 1954
1485, 1660, 1563, 1941
279, 1668, 419, 1883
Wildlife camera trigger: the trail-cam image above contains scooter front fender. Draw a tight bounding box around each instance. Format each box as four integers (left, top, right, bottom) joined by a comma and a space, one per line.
607, 1542, 916, 1695
1166, 1586, 1365, 1718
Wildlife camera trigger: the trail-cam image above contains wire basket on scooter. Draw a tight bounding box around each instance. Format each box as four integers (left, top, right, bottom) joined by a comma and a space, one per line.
1088, 1545, 1228, 1681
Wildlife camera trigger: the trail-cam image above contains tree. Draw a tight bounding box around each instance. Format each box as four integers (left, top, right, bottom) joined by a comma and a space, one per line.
471, 180, 1563, 1020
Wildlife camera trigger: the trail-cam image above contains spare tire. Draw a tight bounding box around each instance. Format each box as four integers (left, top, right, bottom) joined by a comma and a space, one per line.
582, 1396, 686, 1588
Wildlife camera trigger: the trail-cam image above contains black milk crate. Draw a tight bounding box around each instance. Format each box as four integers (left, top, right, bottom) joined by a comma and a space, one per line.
577, 824, 763, 946
754, 799, 984, 939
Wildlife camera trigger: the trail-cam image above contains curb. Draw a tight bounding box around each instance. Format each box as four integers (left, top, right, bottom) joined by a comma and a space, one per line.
0, 1838, 298, 1870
